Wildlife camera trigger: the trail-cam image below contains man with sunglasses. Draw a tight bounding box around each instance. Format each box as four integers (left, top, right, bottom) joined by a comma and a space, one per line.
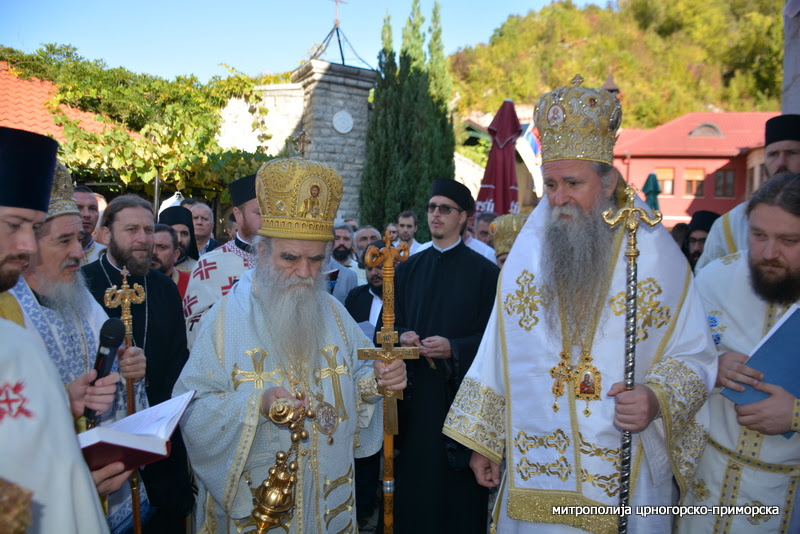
390, 178, 499, 534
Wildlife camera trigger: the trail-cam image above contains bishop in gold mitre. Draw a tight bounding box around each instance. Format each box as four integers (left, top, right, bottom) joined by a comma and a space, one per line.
174, 157, 407, 534
443, 76, 717, 534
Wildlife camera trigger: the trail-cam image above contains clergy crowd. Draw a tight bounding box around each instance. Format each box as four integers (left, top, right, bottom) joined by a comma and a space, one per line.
1, 77, 800, 534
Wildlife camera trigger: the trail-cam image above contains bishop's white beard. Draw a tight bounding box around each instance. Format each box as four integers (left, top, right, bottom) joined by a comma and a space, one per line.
541, 198, 615, 343
253, 252, 329, 387
36, 263, 94, 319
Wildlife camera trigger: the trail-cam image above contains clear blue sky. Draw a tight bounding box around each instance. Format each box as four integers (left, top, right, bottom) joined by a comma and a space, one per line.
2, 0, 594, 82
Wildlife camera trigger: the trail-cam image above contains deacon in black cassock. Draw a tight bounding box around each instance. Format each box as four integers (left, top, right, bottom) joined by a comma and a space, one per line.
83, 195, 194, 534
158, 205, 199, 273
391, 179, 499, 534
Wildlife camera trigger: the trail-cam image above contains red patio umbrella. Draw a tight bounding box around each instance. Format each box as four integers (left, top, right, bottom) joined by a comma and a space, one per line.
476, 99, 523, 215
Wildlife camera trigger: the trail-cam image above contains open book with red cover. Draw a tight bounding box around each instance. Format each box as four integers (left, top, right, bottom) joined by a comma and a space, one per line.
78, 390, 195, 471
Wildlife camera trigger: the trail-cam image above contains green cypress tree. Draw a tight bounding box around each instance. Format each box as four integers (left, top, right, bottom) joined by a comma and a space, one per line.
359, 0, 456, 240
360, 16, 399, 230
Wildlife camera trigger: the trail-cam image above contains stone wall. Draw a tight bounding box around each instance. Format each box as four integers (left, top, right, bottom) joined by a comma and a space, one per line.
217, 60, 376, 222
217, 83, 305, 156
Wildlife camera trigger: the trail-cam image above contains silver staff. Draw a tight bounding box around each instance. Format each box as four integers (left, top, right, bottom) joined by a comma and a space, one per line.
602, 185, 661, 534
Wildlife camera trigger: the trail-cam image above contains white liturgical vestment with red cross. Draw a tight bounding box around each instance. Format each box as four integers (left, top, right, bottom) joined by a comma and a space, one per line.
183, 238, 256, 349
0, 316, 109, 534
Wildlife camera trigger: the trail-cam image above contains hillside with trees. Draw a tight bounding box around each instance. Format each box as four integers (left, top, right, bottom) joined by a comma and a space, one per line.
450, 0, 783, 128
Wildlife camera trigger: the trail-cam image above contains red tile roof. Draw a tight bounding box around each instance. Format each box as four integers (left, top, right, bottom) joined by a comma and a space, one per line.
614, 111, 780, 157
0, 61, 109, 142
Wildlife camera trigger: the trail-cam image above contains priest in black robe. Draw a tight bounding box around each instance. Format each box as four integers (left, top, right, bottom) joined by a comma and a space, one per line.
391, 179, 499, 534
83, 194, 194, 534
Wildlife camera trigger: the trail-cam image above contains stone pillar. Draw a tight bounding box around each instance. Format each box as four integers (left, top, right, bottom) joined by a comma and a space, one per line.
784, 11, 800, 114
291, 60, 376, 220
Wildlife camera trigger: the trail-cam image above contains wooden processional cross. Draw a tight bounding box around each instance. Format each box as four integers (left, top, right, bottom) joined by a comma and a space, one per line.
104, 267, 145, 534
357, 234, 418, 534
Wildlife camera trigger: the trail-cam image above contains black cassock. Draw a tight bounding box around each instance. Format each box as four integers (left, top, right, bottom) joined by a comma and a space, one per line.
83, 254, 194, 532
390, 242, 499, 534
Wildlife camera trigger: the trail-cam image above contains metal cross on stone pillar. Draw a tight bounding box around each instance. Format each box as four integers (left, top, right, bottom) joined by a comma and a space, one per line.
357, 233, 418, 534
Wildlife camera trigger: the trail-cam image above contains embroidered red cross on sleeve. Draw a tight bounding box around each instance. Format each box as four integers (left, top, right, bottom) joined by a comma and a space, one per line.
0, 382, 33, 421
193, 260, 218, 280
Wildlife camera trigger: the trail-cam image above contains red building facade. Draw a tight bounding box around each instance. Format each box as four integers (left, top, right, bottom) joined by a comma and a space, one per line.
612, 112, 778, 227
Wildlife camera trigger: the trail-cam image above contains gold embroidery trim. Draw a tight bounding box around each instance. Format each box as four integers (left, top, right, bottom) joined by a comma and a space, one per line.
714, 461, 743, 533
317, 345, 350, 422
515, 429, 570, 454
644, 267, 707, 497
324, 465, 354, 499
324, 492, 354, 529
745, 500, 773, 526
516, 455, 572, 482
722, 211, 737, 255
503, 269, 550, 331
721, 251, 741, 265
609, 277, 671, 342
781, 477, 798, 532
692, 478, 710, 502
709, 438, 800, 475
506, 489, 618, 534
231, 348, 283, 391
223, 390, 262, 513
580, 468, 619, 497
443, 376, 506, 462
334, 519, 354, 534
578, 432, 620, 471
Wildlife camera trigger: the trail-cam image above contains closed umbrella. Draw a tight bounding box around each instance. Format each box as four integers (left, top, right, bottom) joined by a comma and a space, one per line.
642, 173, 661, 212
476, 100, 523, 215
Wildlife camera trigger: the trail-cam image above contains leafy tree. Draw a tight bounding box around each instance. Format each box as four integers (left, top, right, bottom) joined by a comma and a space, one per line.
0, 44, 289, 201
449, 0, 783, 130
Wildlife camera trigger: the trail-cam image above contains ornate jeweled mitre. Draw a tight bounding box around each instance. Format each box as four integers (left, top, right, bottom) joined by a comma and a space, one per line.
534, 74, 622, 165
490, 213, 528, 257
47, 162, 79, 220
256, 157, 343, 241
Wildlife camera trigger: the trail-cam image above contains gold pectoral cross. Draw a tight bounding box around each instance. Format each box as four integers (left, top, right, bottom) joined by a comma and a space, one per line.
232, 348, 283, 390
549, 352, 573, 413
316, 345, 349, 421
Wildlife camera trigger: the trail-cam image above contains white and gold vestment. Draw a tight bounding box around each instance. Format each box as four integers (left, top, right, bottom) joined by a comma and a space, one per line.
174, 270, 383, 534
695, 203, 748, 272
679, 253, 800, 533
444, 198, 717, 534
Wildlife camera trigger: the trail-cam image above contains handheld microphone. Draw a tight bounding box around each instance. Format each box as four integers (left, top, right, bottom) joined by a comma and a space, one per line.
83, 318, 125, 427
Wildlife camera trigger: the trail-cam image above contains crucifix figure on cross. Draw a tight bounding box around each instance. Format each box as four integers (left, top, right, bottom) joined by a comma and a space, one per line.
103, 266, 146, 534
357, 232, 418, 534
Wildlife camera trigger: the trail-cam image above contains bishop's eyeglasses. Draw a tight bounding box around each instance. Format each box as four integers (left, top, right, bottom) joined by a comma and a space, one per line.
426, 203, 464, 215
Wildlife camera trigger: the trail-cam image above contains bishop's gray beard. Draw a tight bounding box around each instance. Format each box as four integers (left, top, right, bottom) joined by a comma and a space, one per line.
36, 265, 94, 319
541, 199, 615, 343
253, 257, 329, 387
